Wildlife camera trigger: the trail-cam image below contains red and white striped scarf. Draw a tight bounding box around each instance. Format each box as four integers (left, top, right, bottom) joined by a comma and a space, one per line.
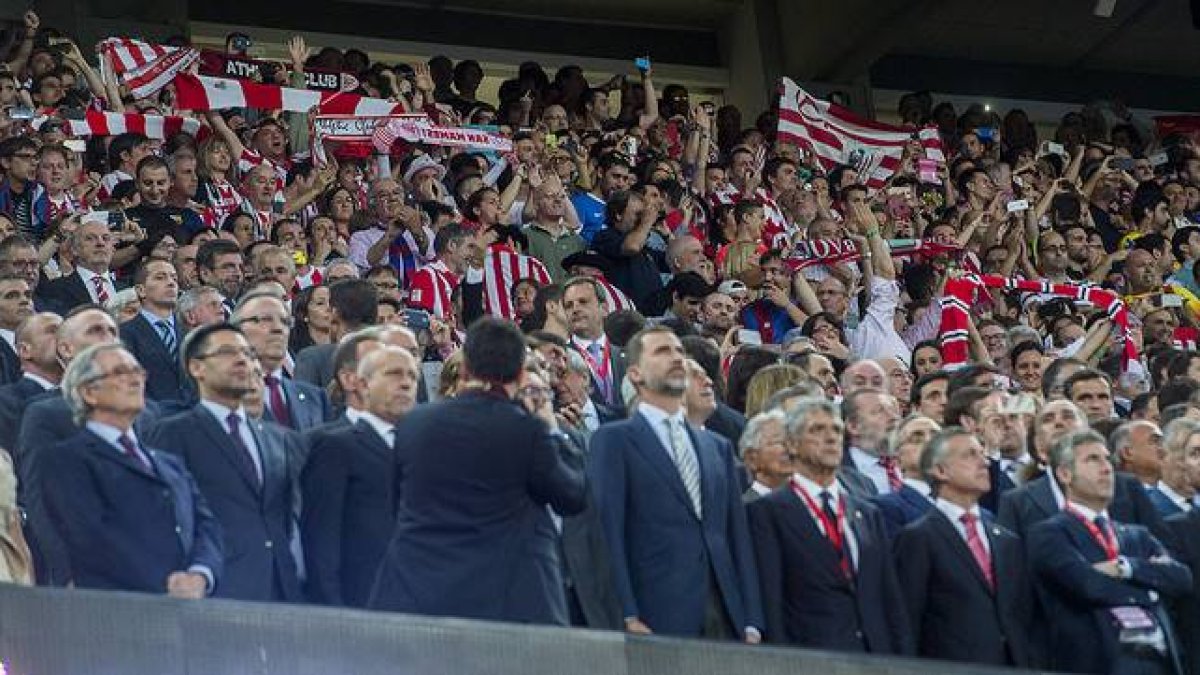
785, 237, 967, 271
98, 37, 200, 99
937, 274, 1135, 371
483, 244, 551, 320
174, 74, 405, 116
408, 259, 459, 320
37, 109, 204, 140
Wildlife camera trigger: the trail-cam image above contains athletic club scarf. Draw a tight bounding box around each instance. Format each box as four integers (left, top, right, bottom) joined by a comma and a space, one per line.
785, 237, 966, 271
937, 274, 1135, 371
173, 74, 405, 116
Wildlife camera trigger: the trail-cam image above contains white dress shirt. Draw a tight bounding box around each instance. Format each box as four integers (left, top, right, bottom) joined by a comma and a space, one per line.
935, 497, 990, 555
1155, 481, 1194, 512
344, 406, 367, 426
0, 328, 14, 352
847, 276, 911, 364
903, 478, 933, 501
636, 401, 694, 462
77, 266, 116, 305
849, 446, 894, 495
357, 410, 395, 447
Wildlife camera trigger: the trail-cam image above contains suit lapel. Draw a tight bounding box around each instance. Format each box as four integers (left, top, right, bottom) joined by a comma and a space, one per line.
986, 516, 1020, 599
929, 508, 993, 593
84, 429, 161, 482
352, 421, 392, 462
1029, 475, 1059, 518
136, 314, 176, 364
280, 378, 305, 429
629, 414, 695, 516
193, 407, 261, 494
247, 419, 274, 499
685, 424, 719, 522
779, 485, 851, 582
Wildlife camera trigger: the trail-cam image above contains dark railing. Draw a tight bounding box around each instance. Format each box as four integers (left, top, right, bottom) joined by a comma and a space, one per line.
0, 584, 1041, 675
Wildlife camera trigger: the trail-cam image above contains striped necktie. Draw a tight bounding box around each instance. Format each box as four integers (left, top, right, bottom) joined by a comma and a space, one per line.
666, 418, 702, 517
155, 319, 176, 353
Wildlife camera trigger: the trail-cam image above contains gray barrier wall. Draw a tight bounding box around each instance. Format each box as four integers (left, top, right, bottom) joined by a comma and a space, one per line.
0, 584, 1047, 675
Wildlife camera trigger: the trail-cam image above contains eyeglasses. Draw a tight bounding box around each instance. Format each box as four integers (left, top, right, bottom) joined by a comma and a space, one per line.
84, 365, 147, 384
195, 345, 257, 360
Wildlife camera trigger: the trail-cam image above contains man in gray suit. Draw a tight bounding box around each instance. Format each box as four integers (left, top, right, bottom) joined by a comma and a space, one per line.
295, 279, 377, 388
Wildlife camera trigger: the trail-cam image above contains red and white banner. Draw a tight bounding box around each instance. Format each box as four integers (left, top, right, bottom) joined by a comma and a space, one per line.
483, 244, 551, 320
173, 74, 405, 116
197, 50, 360, 93
98, 37, 200, 99
310, 113, 513, 166
778, 78, 929, 191
918, 126, 946, 163
786, 237, 966, 271
36, 110, 205, 140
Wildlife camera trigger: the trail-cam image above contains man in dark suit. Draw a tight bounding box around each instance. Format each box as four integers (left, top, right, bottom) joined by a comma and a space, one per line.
872, 414, 939, 537
1150, 418, 1200, 518
998, 399, 1171, 545
563, 277, 626, 412
120, 259, 187, 403
0, 312, 61, 452
295, 279, 377, 388
589, 325, 763, 641
146, 322, 302, 603
41, 343, 222, 596
1161, 419, 1200, 674
1029, 429, 1191, 675
748, 398, 912, 654
0, 276, 34, 385
232, 292, 331, 431
38, 219, 125, 315
301, 346, 418, 607
370, 318, 586, 624
16, 307, 151, 586
894, 427, 1036, 667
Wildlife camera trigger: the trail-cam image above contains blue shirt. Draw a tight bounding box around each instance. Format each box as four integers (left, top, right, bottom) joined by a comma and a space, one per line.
739, 299, 797, 345
570, 190, 607, 244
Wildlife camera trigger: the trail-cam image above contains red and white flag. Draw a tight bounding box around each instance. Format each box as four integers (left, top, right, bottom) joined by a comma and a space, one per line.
98, 37, 200, 99
483, 244, 551, 319
594, 276, 633, 313
777, 78, 911, 191
37, 110, 205, 140
918, 126, 946, 163
173, 74, 405, 116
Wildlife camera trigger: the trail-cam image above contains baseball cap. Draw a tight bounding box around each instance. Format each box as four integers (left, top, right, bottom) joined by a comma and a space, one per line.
718, 279, 748, 295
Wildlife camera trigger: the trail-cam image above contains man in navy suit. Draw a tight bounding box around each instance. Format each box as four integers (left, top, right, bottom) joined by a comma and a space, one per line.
120, 259, 187, 403
38, 219, 125, 315
873, 414, 939, 537
999, 400, 1172, 544
146, 322, 301, 602
563, 277, 626, 412
232, 292, 331, 431
1149, 419, 1200, 517
748, 398, 912, 654
0, 276, 34, 385
41, 343, 222, 596
589, 325, 763, 641
946, 386, 1027, 513
0, 312, 61, 452
894, 427, 1036, 667
1029, 429, 1191, 675
369, 318, 586, 624
302, 346, 419, 607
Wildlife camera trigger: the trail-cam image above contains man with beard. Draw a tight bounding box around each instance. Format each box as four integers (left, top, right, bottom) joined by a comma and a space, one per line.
698, 291, 737, 342
589, 326, 763, 640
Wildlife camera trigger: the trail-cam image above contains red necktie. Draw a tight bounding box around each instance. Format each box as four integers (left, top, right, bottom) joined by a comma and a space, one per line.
92, 274, 110, 304
877, 455, 904, 492
264, 375, 292, 427
961, 512, 995, 590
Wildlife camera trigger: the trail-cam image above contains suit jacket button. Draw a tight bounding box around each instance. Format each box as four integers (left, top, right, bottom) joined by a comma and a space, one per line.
265, 540, 273, 549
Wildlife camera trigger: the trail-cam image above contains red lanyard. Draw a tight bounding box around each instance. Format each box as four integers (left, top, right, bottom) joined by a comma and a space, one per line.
752, 302, 775, 344
791, 479, 846, 553
1066, 507, 1119, 561
575, 338, 611, 383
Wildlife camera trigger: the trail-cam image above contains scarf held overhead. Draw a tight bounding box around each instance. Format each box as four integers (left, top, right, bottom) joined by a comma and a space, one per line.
937, 274, 1135, 371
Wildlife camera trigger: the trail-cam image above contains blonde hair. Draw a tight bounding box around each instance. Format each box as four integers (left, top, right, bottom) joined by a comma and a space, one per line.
744, 364, 808, 418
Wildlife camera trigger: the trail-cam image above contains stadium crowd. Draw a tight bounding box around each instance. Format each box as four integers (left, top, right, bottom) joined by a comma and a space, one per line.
2, 8, 1200, 675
